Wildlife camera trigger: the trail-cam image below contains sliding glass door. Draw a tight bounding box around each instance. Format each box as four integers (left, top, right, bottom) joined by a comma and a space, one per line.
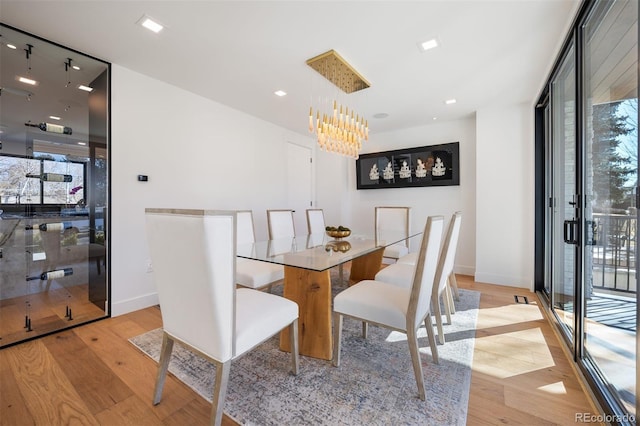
583, 0, 638, 416
537, 0, 638, 421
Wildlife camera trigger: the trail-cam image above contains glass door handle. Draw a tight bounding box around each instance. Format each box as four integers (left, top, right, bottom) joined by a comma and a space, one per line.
563, 219, 579, 245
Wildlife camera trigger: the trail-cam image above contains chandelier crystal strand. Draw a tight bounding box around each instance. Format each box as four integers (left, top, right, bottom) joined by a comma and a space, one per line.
308, 97, 367, 159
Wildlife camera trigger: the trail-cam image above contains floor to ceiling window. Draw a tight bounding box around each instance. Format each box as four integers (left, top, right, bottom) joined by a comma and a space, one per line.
582, 0, 638, 417
0, 24, 110, 347
536, 0, 638, 423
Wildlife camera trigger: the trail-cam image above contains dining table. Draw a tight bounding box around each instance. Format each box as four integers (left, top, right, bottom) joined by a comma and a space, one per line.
236, 230, 422, 360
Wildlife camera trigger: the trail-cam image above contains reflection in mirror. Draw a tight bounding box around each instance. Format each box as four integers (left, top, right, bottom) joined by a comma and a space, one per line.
0, 23, 110, 347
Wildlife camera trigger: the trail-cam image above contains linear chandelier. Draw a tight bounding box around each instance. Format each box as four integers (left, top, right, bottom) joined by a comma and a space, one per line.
306, 50, 370, 159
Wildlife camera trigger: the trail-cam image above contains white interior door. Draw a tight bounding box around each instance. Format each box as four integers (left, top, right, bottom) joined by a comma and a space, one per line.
286, 142, 313, 235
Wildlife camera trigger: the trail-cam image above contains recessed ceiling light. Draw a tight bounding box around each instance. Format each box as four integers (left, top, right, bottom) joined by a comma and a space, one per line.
49, 116, 61, 121
418, 38, 439, 52
138, 15, 164, 33
78, 85, 94, 92
274, 90, 287, 97
18, 76, 37, 85
445, 99, 457, 105
72, 65, 80, 70
433, 117, 438, 120
373, 113, 389, 119
6, 43, 17, 50
77, 142, 87, 146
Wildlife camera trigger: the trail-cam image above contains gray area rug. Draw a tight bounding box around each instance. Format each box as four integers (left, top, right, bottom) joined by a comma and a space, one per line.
130, 280, 480, 425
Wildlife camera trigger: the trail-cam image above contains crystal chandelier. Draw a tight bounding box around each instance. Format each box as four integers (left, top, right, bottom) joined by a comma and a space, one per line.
306, 50, 370, 159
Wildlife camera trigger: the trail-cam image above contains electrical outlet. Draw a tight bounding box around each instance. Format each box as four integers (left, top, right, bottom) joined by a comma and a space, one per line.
146, 259, 153, 273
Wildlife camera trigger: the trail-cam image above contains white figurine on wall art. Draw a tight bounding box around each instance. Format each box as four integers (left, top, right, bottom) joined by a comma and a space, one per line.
399, 160, 411, 179
369, 164, 379, 180
432, 157, 446, 177
383, 161, 394, 180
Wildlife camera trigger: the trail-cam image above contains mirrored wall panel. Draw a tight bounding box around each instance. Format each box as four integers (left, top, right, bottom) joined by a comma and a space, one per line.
0, 24, 110, 347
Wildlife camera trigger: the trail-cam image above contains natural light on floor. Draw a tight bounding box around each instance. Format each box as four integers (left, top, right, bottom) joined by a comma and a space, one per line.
537, 381, 568, 395
475, 303, 545, 328
473, 302, 556, 379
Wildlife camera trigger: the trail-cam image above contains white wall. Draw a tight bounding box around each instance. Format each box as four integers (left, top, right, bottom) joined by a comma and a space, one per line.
317, 118, 477, 276
110, 65, 313, 315
110, 65, 535, 316
475, 102, 534, 289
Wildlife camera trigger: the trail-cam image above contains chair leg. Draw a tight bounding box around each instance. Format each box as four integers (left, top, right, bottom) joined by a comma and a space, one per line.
442, 290, 452, 325
432, 293, 445, 345
153, 332, 174, 405
362, 321, 368, 339
332, 312, 343, 367
211, 360, 231, 426
289, 319, 299, 375
406, 326, 426, 401
449, 273, 460, 301
424, 315, 439, 364
446, 283, 456, 315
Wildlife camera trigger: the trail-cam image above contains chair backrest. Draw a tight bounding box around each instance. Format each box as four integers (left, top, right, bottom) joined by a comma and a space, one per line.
145, 209, 236, 362
433, 211, 462, 296
236, 210, 256, 245
267, 209, 295, 239
375, 206, 411, 246
268, 237, 295, 256
407, 215, 444, 329
306, 209, 326, 234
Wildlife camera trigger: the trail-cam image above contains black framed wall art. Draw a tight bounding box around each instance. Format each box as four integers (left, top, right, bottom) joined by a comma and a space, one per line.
356, 142, 460, 189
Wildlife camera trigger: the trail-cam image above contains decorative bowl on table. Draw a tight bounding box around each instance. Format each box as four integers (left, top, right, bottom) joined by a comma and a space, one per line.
325, 226, 351, 239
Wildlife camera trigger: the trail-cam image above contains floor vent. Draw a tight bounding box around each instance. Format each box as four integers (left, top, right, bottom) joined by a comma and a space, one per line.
514, 295, 529, 304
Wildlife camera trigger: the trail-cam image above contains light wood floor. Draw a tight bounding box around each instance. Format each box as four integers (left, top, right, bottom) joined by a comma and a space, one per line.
0, 275, 602, 425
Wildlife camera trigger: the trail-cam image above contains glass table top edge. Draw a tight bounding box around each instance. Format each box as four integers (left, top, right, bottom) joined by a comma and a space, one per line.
237, 231, 421, 272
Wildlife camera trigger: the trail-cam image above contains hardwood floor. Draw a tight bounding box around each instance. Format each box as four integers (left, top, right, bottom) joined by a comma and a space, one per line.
0, 275, 601, 425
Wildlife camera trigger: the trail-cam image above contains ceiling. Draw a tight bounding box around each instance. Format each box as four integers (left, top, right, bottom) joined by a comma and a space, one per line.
0, 0, 581, 144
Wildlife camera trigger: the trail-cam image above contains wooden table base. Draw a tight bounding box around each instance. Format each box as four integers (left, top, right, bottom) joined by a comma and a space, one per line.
279, 267, 333, 360
279, 247, 384, 360
348, 247, 384, 284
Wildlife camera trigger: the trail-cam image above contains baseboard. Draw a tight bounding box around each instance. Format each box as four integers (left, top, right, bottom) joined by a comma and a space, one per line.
111, 292, 159, 317
454, 265, 475, 276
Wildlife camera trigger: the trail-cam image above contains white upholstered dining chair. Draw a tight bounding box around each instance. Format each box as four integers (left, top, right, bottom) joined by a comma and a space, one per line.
235, 210, 284, 291
396, 212, 461, 300
332, 215, 444, 401
375, 211, 462, 344
375, 206, 411, 262
267, 209, 296, 239
306, 208, 326, 234
145, 209, 299, 426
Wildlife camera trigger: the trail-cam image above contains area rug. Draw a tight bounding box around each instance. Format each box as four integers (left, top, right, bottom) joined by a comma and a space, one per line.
130, 278, 480, 426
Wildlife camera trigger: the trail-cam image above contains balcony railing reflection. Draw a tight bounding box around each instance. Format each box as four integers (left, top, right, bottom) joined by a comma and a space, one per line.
591, 213, 636, 294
